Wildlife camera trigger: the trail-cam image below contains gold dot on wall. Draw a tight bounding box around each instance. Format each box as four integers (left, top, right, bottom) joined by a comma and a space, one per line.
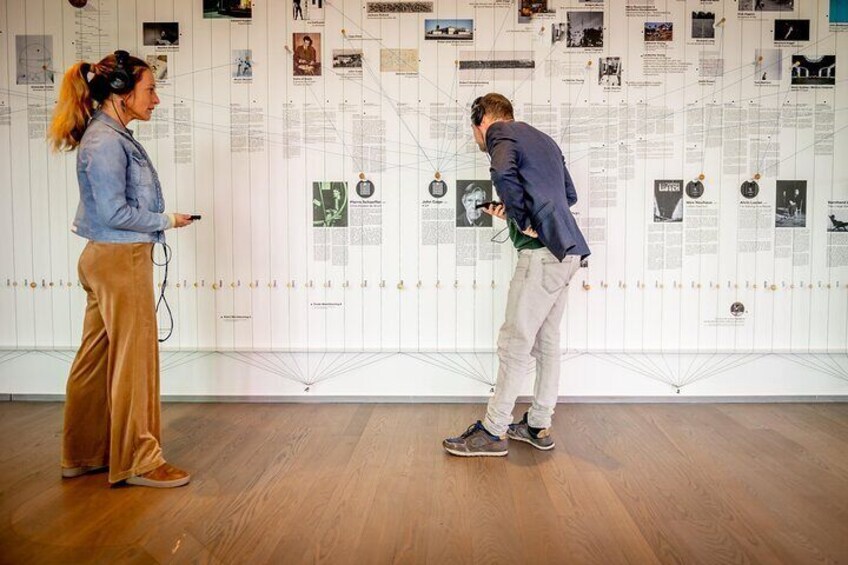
754, 173, 761, 180
434, 171, 441, 180
359, 172, 366, 180
698, 174, 705, 181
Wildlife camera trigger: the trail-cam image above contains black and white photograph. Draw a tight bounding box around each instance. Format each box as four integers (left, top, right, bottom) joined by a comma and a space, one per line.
691, 12, 715, 39
204, 0, 252, 18
598, 57, 621, 86
775, 19, 810, 41
791, 55, 836, 86
644, 22, 673, 42
566, 12, 603, 48
142, 22, 179, 46
518, 0, 554, 24
293, 33, 321, 77
775, 180, 806, 228
232, 50, 252, 79
828, 206, 848, 231
686, 180, 705, 199
552, 22, 567, 44
332, 50, 363, 69
313, 181, 348, 227
356, 179, 375, 199
366, 2, 433, 13
292, 0, 324, 21
456, 181, 493, 228
738, 0, 794, 11
146, 54, 168, 81
459, 51, 535, 80
15, 35, 54, 84
425, 19, 473, 41
653, 180, 684, 222
741, 180, 760, 199
429, 179, 447, 198
755, 49, 782, 81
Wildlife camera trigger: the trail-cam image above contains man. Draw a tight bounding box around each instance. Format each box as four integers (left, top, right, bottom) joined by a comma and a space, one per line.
294, 35, 317, 75
456, 183, 492, 227
443, 93, 590, 456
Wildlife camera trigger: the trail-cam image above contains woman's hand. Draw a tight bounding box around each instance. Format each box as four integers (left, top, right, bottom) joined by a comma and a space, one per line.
172, 213, 194, 228
522, 226, 538, 238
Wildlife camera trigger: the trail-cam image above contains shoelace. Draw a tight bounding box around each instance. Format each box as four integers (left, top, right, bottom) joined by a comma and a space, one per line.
460, 421, 485, 439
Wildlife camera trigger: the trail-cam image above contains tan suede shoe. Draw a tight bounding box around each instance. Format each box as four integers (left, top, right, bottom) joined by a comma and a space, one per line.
126, 463, 191, 488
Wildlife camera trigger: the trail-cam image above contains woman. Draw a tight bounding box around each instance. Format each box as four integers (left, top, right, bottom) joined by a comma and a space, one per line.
48, 50, 194, 488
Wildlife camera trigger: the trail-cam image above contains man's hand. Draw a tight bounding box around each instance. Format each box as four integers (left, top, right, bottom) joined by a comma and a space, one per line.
482, 203, 506, 220
522, 225, 538, 238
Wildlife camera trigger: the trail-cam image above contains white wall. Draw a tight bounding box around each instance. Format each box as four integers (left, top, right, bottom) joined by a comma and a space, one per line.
1, 0, 846, 398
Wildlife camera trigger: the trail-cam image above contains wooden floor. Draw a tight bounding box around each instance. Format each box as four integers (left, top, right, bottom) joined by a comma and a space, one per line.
1, 402, 847, 564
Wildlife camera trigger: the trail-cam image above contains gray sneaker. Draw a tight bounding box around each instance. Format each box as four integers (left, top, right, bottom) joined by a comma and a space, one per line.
507, 413, 555, 450
443, 421, 508, 457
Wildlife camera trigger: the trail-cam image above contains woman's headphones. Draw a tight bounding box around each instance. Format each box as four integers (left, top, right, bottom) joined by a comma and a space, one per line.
470, 96, 484, 126
107, 50, 135, 94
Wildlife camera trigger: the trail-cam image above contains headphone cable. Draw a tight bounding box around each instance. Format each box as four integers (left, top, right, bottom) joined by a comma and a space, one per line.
151, 241, 174, 343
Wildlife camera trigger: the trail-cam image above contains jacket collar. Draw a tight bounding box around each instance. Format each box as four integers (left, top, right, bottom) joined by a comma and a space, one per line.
484, 119, 513, 152
92, 109, 134, 138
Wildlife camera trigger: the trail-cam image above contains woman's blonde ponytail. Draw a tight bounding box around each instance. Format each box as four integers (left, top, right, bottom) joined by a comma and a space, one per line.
48, 62, 95, 152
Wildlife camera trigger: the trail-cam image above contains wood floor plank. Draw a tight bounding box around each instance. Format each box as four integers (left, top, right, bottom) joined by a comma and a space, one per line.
1, 401, 846, 564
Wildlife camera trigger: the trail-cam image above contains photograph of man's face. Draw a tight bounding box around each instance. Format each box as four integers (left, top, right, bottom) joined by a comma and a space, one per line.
464, 188, 485, 218
456, 181, 493, 227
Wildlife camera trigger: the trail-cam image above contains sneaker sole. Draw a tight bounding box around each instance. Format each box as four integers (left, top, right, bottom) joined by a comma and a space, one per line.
125, 475, 191, 488
443, 446, 508, 457
506, 433, 555, 451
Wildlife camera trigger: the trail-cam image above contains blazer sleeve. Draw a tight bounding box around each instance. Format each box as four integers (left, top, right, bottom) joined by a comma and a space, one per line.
563, 155, 578, 207
489, 137, 530, 231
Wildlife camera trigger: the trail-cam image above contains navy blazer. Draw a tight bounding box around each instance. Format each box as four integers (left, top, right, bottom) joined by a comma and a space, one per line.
486, 121, 591, 261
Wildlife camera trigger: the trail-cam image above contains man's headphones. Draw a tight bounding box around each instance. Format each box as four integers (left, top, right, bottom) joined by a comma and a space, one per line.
470, 96, 484, 126
107, 50, 135, 94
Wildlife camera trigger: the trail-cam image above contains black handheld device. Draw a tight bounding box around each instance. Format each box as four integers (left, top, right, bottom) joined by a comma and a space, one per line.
475, 201, 502, 209
189, 214, 202, 220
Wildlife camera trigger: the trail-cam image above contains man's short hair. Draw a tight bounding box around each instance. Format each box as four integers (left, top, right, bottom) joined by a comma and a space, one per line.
477, 93, 514, 122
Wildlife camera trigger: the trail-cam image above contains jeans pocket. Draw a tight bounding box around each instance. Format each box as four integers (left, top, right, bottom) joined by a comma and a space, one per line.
541, 258, 568, 294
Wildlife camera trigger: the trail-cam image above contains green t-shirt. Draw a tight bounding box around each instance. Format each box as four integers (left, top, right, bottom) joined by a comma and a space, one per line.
508, 218, 545, 251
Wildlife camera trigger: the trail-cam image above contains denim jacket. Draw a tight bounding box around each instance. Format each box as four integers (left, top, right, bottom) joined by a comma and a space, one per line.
72, 111, 170, 243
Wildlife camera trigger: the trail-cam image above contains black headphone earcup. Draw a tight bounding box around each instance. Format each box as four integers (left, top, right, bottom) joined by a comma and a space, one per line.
471, 98, 484, 126
108, 50, 134, 94
108, 70, 133, 94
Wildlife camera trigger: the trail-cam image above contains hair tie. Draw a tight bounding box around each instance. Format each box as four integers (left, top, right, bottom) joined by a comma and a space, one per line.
80, 62, 97, 83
